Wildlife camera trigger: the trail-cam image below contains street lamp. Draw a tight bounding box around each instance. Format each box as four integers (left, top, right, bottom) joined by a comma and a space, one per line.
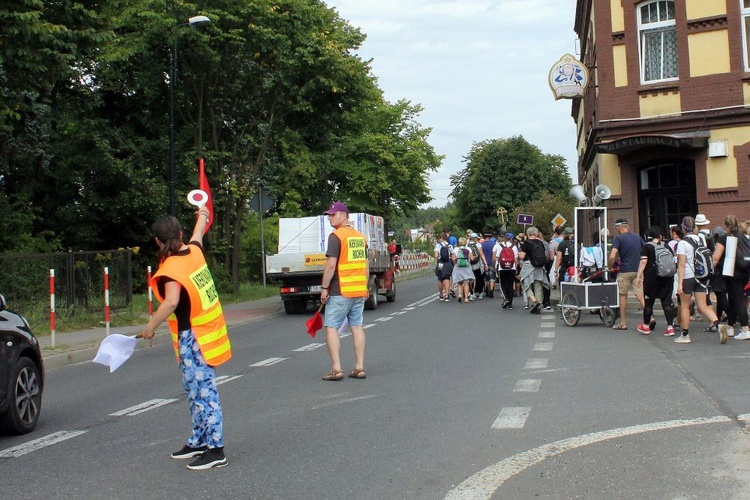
169, 15, 211, 215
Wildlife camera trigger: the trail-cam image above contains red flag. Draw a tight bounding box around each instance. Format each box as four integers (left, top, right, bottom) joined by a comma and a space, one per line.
198, 158, 214, 234
305, 304, 324, 338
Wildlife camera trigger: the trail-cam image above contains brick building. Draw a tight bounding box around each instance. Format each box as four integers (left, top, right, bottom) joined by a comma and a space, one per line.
573, 0, 750, 235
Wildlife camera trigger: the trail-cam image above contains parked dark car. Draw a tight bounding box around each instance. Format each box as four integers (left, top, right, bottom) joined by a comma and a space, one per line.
0, 295, 44, 434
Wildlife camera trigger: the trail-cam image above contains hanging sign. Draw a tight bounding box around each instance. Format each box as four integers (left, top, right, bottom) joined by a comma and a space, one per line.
548, 54, 589, 100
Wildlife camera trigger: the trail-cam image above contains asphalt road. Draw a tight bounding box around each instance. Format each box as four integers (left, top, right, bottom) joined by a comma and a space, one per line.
2, 276, 750, 499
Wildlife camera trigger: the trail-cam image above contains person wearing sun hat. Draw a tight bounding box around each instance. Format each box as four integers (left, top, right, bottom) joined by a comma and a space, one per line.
694, 213, 714, 250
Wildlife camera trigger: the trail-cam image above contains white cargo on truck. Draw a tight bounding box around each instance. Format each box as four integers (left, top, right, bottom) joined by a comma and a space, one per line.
266, 213, 396, 314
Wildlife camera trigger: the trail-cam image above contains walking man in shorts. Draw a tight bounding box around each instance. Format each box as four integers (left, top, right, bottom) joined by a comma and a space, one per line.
608, 218, 645, 330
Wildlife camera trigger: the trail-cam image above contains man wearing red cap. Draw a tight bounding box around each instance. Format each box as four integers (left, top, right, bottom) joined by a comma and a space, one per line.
319, 202, 369, 381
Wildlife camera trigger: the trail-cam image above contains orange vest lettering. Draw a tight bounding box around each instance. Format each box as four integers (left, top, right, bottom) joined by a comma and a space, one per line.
151, 246, 231, 366
333, 227, 369, 298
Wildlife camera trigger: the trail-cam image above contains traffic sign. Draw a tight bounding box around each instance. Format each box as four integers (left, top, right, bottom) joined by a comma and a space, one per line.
517, 214, 534, 225
552, 213, 567, 228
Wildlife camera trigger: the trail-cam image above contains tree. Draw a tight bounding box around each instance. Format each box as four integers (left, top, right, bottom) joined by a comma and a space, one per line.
450, 136, 572, 231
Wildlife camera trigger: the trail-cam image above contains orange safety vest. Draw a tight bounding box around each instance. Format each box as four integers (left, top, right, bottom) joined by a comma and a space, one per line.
151, 246, 231, 366
333, 226, 369, 298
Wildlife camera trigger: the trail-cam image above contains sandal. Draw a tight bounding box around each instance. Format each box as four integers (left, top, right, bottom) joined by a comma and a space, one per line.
612, 324, 628, 330
322, 369, 344, 381
348, 369, 366, 379
703, 325, 718, 333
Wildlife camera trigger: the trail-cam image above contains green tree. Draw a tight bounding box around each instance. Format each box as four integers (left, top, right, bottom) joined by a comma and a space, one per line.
450, 136, 572, 230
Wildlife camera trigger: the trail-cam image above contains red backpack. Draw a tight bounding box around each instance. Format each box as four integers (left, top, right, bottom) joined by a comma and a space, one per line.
499, 243, 515, 269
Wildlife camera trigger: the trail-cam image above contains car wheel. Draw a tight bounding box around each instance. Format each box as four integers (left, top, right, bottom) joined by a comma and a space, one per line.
0, 357, 42, 435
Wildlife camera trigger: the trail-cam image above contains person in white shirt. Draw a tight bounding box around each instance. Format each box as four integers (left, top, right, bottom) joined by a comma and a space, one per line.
673, 217, 720, 344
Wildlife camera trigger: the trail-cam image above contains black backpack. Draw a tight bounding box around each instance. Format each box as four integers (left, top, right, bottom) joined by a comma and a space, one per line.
439, 243, 451, 263
735, 235, 750, 272
529, 240, 548, 267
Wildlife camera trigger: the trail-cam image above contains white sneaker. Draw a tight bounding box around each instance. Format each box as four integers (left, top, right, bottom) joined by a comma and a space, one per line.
674, 335, 692, 344
727, 327, 735, 337
478, 292, 485, 299
469, 294, 476, 301
734, 330, 750, 340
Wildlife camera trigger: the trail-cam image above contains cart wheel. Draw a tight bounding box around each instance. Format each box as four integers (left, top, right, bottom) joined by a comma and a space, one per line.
560, 292, 580, 327
599, 306, 617, 327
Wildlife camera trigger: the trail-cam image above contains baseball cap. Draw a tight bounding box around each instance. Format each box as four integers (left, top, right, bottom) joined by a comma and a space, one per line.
505, 232, 514, 239
470, 232, 479, 238
323, 201, 349, 215
563, 227, 574, 234
614, 218, 628, 226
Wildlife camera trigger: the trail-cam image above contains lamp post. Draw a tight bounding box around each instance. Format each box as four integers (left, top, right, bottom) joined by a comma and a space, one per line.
169, 15, 211, 215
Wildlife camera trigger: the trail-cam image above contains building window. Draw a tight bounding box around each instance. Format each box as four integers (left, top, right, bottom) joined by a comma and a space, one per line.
637, 0, 678, 83
742, 0, 750, 71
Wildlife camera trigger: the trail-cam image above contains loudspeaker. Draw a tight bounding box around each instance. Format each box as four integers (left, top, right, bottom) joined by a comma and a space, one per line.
569, 184, 587, 205
592, 184, 611, 205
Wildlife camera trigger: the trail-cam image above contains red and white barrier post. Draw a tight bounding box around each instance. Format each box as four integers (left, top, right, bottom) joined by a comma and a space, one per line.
104, 267, 110, 336
50, 269, 56, 348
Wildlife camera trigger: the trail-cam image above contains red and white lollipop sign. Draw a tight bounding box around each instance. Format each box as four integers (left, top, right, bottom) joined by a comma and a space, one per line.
187, 189, 208, 206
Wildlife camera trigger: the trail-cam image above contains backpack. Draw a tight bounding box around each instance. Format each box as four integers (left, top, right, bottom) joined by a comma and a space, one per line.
457, 247, 471, 267
649, 242, 676, 278
468, 242, 480, 265
735, 235, 750, 272
685, 236, 714, 279
559, 240, 574, 267
529, 240, 548, 267
439, 242, 451, 263
499, 243, 516, 269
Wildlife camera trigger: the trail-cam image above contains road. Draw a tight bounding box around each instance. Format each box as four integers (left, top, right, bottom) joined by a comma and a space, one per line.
2, 276, 750, 499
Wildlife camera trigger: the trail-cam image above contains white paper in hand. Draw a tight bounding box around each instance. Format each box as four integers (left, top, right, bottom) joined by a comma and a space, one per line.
93, 334, 138, 372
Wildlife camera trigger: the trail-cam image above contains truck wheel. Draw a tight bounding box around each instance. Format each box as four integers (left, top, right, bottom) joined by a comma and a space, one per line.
364, 276, 378, 310
385, 280, 396, 303
284, 299, 306, 315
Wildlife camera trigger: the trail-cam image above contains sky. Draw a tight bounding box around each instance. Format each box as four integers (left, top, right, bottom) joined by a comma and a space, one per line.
324, 0, 580, 208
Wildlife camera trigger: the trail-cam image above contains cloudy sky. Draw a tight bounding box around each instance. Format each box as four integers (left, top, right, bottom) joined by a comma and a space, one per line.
324, 0, 580, 208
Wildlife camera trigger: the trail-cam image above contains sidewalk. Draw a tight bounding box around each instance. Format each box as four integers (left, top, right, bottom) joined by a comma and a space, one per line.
40, 295, 285, 370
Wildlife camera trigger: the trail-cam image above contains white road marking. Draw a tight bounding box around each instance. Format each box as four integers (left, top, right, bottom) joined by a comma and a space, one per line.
538, 331, 555, 338
312, 394, 382, 410
533, 342, 554, 351
375, 316, 393, 322
513, 379, 542, 392
524, 358, 548, 370
540, 322, 556, 328
409, 295, 438, 307
249, 357, 288, 367
447, 416, 732, 499
363, 324, 375, 329
403, 307, 416, 311
294, 343, 326, 352
492, 407, 531, 429
737, 413, 750, 421
110, 398, 178, 416
215, 375, 243, 386
340, 332, 352, 338
0, 430, 88, 458
419, 297, 440, 306
391, 311, 407, 316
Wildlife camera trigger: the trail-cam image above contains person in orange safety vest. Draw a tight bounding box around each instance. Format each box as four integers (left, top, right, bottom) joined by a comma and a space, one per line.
140, 205, 230, 470
319, 201, 369, 381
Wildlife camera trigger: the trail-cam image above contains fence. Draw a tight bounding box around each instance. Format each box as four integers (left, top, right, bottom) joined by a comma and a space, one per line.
0, 249, 136, 320
395, 251, 432, 276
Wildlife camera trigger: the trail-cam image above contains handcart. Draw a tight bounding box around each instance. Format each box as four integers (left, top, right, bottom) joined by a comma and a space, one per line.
558, 206, 620, 327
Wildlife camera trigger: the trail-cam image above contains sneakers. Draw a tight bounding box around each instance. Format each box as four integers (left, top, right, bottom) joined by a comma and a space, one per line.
664, 326, 675, 337
172, 445, 208, 459
469, 294, 476, 301
649, 319, 657, 331
719, 324, 729, 344
674, 334, 691, 344
727, 326, 735, 337
530, 303, 541, 314
524, 304, 529, 310
507, 305, 514, 310
636, 324, 651, 335
478, 292, 485, 299
501, 301, 508, 309
734, 330, 750, 340
186, 447, 227, 470
543, 304, 552, 311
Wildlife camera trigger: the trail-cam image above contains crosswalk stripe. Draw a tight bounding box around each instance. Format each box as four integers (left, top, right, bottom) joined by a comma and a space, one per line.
294, 343, 326, 352
539, 331, 555, 338
0, 430, 88, 458
533, 342, 554, 351
110, 398, 178, 416
492, 407, 531, 429
215, 375, 243, 386
540, 322, 556, 328
524, 358, 549, 370
250, 357, 288, 367
514, 379, 542, 392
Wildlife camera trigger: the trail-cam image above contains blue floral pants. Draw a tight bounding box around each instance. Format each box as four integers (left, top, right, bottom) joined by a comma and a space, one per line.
178, 329, 224, 449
